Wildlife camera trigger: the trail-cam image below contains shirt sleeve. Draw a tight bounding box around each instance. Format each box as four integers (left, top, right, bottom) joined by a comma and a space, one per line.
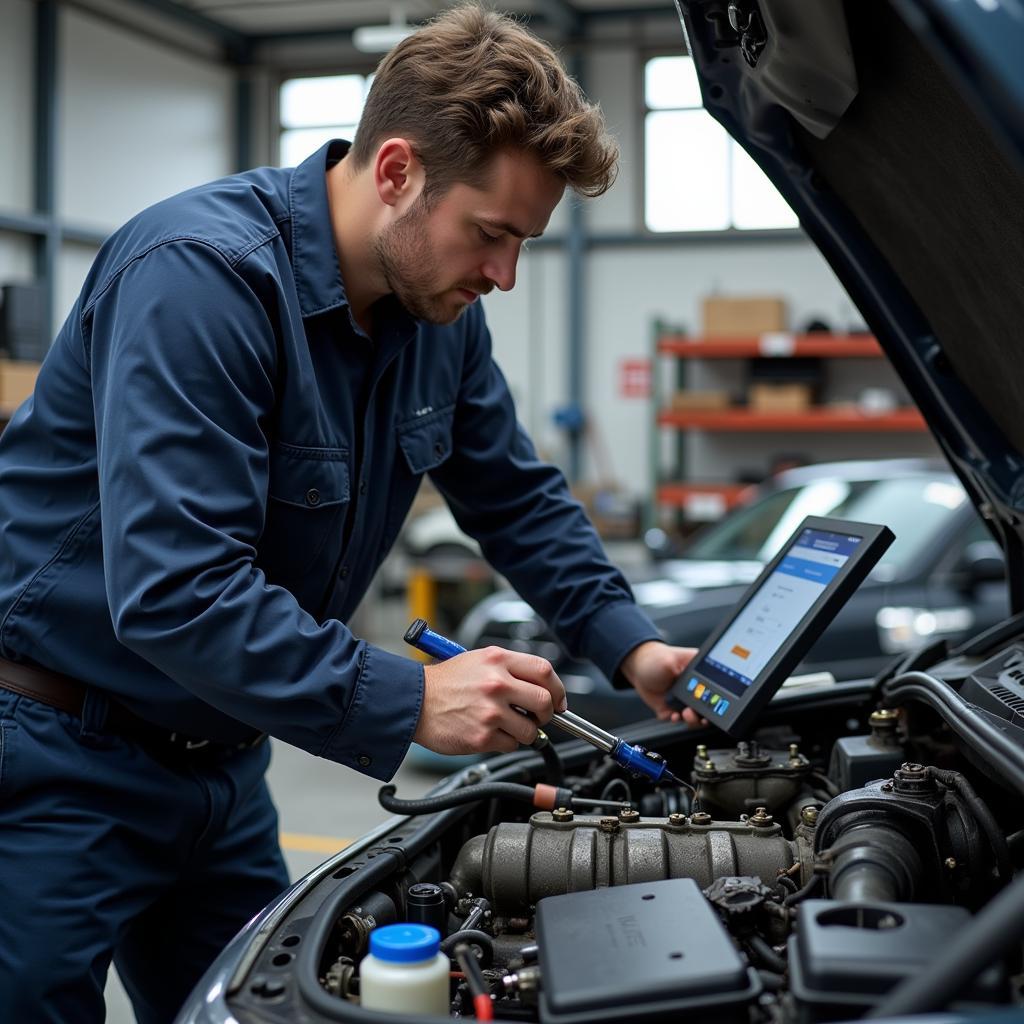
86, 239, 422, 781
430, 304, 661, 687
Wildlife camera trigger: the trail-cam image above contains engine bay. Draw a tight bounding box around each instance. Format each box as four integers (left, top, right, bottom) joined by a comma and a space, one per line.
226, 628, 1024, 1023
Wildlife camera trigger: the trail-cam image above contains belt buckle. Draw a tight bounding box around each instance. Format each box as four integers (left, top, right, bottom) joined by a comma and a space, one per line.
168, 732, 211, 752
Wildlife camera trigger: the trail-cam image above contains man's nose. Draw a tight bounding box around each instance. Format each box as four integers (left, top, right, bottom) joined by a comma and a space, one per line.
482, 246, 519, 292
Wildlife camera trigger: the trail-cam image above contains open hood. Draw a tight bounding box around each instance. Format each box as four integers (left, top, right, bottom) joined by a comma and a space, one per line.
675, 0, 1024, 608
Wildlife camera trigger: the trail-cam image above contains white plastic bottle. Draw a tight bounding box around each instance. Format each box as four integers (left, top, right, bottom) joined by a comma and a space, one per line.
359, 923, 450, 1016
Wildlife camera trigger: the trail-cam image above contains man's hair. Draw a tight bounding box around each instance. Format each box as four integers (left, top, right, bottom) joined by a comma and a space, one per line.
350, 4, 618, 201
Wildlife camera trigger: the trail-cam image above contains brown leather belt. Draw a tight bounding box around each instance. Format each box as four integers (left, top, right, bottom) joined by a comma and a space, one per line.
0, 655, 265, 760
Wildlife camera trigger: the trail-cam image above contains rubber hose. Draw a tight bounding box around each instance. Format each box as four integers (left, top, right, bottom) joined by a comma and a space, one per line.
866, 868, 1024, 1017
441, 929, 494, 967
379, 783, 536, 815
927, 767, 1013, 886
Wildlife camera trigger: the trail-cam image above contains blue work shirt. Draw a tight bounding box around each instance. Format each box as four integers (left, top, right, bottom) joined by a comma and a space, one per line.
0, 141, 660, 781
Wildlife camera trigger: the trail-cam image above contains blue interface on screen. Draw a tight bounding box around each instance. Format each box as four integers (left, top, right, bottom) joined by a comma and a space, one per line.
700, 528, 863, 698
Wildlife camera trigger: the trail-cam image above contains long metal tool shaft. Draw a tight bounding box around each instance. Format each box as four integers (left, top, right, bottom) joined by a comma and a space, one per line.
404, 619, 680, 785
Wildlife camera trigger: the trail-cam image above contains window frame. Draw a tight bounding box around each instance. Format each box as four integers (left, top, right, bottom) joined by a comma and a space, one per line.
276, 63, 379, 167
637, 48, 802, 240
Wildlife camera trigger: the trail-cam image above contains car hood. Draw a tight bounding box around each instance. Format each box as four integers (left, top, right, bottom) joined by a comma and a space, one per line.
675, 0, 1024, 607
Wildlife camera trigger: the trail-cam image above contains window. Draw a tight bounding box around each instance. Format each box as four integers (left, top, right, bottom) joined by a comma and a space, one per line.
644, 56, 798, 233
279, 74, 373, 167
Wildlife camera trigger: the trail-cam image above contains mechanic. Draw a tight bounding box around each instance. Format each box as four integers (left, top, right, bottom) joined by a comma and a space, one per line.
0, 6, 697, 1022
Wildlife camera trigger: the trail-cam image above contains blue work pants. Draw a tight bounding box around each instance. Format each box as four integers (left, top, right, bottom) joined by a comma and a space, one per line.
0, 689, 290, 1023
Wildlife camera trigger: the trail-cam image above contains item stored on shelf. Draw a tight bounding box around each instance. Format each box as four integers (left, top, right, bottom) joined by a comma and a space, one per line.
749, 383, 813, 412
0, 284, 47, 361
702, 295, 787, 337
670, 390, 732, 411
0, 359, 39, 409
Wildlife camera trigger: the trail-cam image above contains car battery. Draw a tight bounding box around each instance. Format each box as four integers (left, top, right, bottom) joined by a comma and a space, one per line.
535, 878, 760, 1024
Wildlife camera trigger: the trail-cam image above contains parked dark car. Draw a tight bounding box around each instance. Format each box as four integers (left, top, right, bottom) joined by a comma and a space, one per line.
178, 3, 1024, 1023
458, 459, 1007, 731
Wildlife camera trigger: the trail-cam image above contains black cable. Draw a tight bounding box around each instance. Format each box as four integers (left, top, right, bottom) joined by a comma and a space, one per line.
379, 783, 554, 815
926, 767, 1013, 886
441, 929, 494, 967
747, 934, 787, 974
454, 943, 490, 998
866, 868, 1024, 1018
783, 873, 823, 907
533, 734, 565, 787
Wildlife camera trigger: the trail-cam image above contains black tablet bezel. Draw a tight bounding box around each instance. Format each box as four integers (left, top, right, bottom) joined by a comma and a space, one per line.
667, 515, 894, 736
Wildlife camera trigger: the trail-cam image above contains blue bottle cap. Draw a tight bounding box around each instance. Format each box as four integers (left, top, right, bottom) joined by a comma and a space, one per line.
369, 924, 441, 963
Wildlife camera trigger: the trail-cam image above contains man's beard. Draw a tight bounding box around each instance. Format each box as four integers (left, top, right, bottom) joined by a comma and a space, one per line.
373, 200, 488, 325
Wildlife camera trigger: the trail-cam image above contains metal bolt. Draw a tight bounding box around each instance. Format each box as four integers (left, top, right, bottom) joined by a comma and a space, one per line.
881, 781, 894, 792
749, 807, 774, 829
696, 744, 709, 760
901, 762, 925, 774
945, 857, 957, 871
800, 805, 819, 826
551, 807, 573, 822
667, 813, 687, 827
599, 817, 620, 833
618, 807, 640, 823
703, 759, 716, 772
788, 743, 799, 758
690, 811, 712, 826
869, 709, 899, 726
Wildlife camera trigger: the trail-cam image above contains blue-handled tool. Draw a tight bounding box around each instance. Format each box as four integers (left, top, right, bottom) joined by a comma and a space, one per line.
404, 619, 683, 786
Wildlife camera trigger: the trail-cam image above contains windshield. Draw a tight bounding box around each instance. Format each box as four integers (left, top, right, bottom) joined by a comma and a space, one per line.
685, 474, 967, 575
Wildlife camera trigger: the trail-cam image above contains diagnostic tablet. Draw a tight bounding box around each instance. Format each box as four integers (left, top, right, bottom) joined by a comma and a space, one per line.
667, 516, 894, 736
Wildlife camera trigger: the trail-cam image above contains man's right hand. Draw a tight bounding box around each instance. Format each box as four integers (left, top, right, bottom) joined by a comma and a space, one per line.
413, 647, 568, 755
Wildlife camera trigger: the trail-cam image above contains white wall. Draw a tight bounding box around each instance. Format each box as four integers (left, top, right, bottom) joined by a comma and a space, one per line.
58, 6, 234, 234
0, 0, 36, 216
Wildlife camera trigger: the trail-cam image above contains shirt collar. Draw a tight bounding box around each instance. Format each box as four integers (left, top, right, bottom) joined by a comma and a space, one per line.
288, 140, 419, 346
288, 139, 352, 318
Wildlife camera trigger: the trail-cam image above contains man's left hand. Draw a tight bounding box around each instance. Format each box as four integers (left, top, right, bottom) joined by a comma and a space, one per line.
620, 640, 702, 726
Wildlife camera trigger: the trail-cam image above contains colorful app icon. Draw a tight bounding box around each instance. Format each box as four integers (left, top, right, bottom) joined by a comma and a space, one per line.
687, 678, 698, 692
694, 683, 706, 699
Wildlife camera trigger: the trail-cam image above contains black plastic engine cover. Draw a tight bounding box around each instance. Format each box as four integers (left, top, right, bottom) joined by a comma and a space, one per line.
788, 899, 1007, 1021
535, 878, 760, 1023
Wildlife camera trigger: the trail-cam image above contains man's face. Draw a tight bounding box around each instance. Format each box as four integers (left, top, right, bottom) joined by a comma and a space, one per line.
373, 149, 565, 324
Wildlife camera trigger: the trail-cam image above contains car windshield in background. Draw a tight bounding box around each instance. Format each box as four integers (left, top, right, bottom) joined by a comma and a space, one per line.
685, 475, 967, 575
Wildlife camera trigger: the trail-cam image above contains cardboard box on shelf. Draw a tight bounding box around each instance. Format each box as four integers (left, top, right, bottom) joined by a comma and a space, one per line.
0, 359, 39, 410
670, 390, 732, 411
702, 296, 788, 337
748, 382, 813, 412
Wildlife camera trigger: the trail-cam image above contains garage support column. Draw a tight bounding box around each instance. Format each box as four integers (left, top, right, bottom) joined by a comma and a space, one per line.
34, 0, 59, 345
566, 50, 587, 484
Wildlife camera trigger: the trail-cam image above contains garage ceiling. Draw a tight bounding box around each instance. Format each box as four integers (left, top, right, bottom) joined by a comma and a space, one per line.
159, 0, 673, 39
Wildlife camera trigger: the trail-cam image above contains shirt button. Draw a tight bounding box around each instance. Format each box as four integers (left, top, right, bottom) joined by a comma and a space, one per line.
339, 565, 350, 579
305, 488, 321, 507
433, 442, 445, 458
357, 754, 372, 768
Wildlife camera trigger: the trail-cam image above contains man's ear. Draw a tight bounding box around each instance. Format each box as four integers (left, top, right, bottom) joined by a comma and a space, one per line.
373, 138, 425, 210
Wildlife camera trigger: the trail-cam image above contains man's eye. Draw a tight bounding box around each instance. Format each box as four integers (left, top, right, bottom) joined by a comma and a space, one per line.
478, 227, 500, 243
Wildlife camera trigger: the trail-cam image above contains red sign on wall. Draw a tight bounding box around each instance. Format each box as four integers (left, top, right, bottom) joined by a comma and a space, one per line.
619, 358, 652, 398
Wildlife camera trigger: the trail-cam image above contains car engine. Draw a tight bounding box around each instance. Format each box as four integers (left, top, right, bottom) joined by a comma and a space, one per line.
227, 634, 1024, 1023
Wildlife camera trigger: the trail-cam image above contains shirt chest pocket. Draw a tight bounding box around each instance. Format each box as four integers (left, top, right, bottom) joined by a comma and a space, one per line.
396, 405, 455, 475
257, 442, 351, 589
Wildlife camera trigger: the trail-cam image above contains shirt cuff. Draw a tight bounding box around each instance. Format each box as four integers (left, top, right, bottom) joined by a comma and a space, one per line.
320, 645, 424, 781
579, 601, 662, 691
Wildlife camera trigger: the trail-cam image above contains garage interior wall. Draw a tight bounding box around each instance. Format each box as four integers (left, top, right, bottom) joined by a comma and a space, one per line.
0, 0, 939, 500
